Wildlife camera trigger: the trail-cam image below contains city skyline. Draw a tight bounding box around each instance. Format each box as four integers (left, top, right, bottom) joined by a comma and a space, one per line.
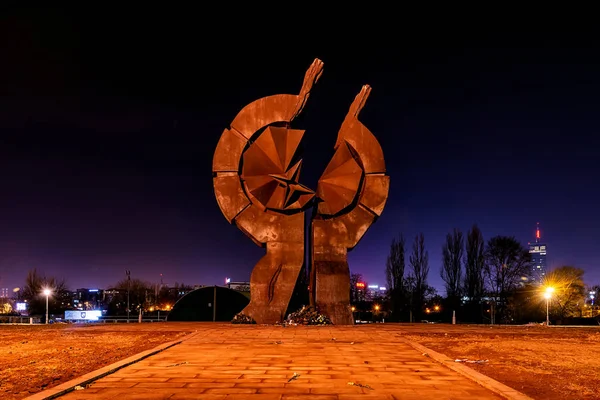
1, 8, 599, 294
0, 222, 588, 295
529, 222, 548, 284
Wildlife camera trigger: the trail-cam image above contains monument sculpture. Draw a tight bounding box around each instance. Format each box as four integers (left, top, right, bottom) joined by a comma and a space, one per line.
212, 58, 389, 324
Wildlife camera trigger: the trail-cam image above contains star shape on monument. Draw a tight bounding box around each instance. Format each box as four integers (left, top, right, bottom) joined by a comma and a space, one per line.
241, 126, 315, 213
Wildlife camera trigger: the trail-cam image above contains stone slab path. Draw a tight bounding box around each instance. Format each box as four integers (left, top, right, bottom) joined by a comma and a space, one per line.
59, 324, 503, 400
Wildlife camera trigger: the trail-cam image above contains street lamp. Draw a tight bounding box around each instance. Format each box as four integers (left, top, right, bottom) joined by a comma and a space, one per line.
126, 270, 131, 322
544, 287, 554, 326
590, 291, 596, 318
43, 288, 51, 324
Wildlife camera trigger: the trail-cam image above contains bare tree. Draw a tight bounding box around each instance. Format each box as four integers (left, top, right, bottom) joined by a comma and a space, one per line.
110, 278, 153, 313
409, 233, 429, 319
403, 275, 416, 322
21, 269, 70, 317
484, 236, 532, 322
349, 273, 364, 303
440, 228, 464, 299
544, 266, 586, 319
386, 234, 405, 318
464, 225, 485, 302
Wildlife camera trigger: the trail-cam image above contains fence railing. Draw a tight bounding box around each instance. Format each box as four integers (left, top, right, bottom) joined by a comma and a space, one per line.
0, 316, 42, 324
0, 315, 168, 324
97, 316, 167, 323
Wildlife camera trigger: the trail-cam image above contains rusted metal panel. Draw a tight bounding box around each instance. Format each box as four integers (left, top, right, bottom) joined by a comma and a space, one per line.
211, 59, 323, 324
242, 241, 304, 324
241, 126, 314, 214
360, 174, 390, 216
212, 58, 389, 325
314, 259, 353, 325
335, 86, 386, 174
212, 128, 247, 172
316, 141, 363, 217
231, 95, 298, 140
213, 173, 250, 224
235, 207, 304, 244
312, 84, 389, 324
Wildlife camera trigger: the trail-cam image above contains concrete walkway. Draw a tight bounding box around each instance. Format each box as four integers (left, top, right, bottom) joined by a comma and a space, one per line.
57, 324, 503, 400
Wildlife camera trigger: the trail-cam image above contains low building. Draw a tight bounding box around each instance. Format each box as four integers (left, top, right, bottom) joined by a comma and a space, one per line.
167, 286, 249, 321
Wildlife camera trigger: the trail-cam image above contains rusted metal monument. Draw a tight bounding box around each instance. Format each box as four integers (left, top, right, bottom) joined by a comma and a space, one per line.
212, 59, 389, 325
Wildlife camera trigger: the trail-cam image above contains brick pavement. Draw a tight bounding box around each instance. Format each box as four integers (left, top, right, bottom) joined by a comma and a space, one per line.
59, 324, 503, 400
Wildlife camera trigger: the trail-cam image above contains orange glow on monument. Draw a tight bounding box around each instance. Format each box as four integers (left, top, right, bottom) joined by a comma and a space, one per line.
212, 58, 389, 324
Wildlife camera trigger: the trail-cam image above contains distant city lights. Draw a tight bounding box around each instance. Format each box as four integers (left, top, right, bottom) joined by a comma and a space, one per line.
65, 310, 102, 321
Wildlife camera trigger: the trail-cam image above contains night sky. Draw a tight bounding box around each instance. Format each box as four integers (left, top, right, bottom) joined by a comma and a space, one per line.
1, 7, 599, 294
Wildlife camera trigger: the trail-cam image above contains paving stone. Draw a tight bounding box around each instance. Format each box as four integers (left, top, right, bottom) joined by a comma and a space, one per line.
205, 387, 258, 394
57, 324, 504, 399
170, 395, 226, 400
224, 395, 282, 400
184, 382, 235, 389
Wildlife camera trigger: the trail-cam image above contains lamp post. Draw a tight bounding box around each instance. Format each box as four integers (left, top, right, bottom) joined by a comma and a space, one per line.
43, 289, 51, 324
590, 291, 596, 318
126, 270, 131, 322
544, 287, 554, 326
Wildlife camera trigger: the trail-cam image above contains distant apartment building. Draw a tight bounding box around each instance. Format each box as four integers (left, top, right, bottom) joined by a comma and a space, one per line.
366, 284, 387, 299
72, 288, 104, 310
225, 278, 250, 292
102, 289, 122, 305
528, 223, 547, 284
0, 288, 8, 298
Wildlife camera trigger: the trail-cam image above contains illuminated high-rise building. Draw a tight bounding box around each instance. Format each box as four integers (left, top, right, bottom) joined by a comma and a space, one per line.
528, 222, 547, 283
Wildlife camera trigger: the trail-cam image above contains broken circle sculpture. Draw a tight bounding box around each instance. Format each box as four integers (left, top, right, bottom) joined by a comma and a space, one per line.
212, 58, 389, 325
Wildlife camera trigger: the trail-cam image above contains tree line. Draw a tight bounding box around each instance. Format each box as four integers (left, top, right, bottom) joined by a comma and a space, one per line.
384, 225, 597, 324
7, 270, 193, 318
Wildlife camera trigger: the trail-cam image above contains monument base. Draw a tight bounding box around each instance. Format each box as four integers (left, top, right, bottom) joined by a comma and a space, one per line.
242, 241, 304, 325
314, 259, 353, 325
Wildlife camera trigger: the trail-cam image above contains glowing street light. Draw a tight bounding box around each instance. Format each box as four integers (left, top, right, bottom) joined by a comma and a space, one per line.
544, 287, 554, 326
42, 288, 52, 324
374, 305, 380, 312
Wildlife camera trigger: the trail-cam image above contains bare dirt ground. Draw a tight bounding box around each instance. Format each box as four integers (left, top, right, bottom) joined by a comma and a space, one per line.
0, 323, 192, 400
400, 324, 600, 400
2, 322, 599, 400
